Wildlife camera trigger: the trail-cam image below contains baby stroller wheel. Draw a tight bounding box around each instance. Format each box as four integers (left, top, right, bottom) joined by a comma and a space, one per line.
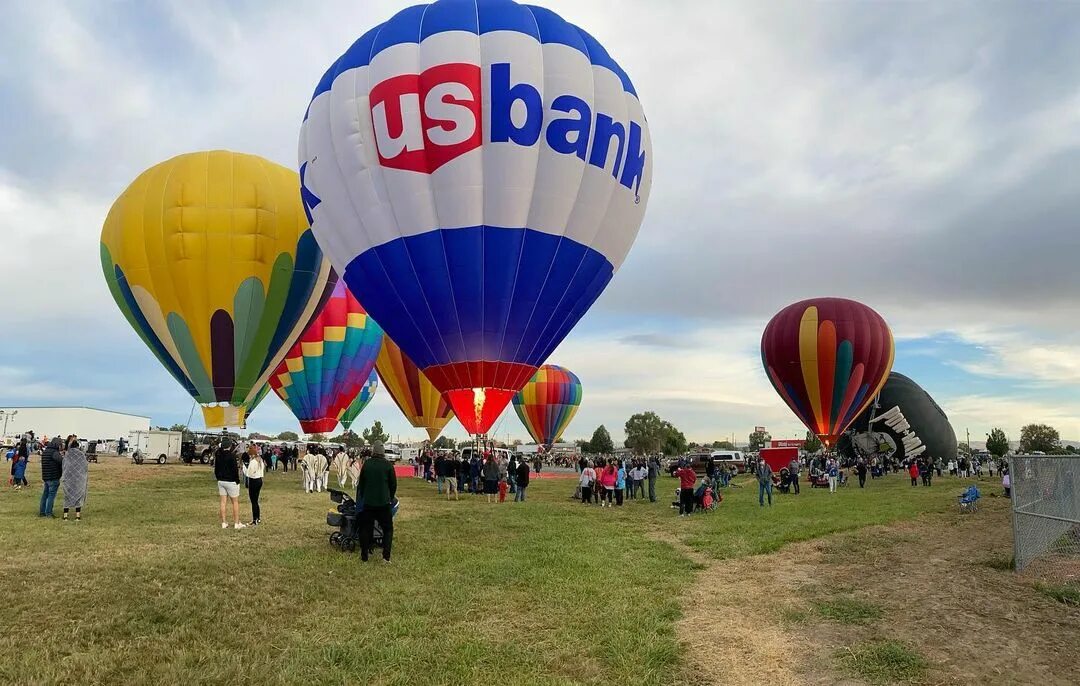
343, 537, 357, 552
329, 531, 342, 547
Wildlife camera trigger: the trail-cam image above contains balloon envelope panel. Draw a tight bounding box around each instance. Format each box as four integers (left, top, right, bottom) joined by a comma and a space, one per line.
269, 281, 383, 433
340, 370, 379, 431
299, 0, 652, 434
100, 150, 335, 429
375, 336, 454, 443
761, 297, 895, 446
513, 364, 582, 447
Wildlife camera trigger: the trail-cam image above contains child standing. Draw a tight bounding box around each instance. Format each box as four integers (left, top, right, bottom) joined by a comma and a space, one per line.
908, 461, 919, 487
498, 476, 508, 503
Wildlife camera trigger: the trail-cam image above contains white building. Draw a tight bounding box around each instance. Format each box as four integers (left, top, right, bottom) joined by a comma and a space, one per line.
1, 406, 150, 443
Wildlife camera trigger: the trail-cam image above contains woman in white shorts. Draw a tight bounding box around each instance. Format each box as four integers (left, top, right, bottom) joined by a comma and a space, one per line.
214, 443, 246, 529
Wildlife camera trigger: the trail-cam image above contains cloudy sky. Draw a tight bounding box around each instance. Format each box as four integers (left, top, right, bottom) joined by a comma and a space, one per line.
2, 0, 1079, 446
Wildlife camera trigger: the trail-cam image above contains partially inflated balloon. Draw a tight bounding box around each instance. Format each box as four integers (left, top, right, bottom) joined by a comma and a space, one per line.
269, 281, 383, 433
340, 370, 379, 432
375, 337, 454, 443
513, 365, 582, 447
761, 298, 894, 447
299, 0, 652, 434
101, 151, 334, 429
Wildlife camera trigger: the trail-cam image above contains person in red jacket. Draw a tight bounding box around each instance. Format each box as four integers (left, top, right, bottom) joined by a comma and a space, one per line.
908, 461, 919, 487
674, 461, 697, 516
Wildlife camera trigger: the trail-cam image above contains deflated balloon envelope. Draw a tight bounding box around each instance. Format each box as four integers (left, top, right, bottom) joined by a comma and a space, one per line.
837, 372, 957, 463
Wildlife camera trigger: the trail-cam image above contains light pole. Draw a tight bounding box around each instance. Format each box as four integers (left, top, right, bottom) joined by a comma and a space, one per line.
0, 410, 17, 441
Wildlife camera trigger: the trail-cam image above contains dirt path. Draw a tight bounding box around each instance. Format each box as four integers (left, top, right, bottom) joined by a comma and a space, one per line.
676, 497, 1080, 685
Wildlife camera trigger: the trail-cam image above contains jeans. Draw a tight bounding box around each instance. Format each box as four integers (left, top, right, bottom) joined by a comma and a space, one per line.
457, 474, 465, 492
791, 474, 800, 494
648, 476, 657, 502
515, 485, 527, 502
436, 475, 445, 494
758, 480, 772, 506
249, 477, 263, 521
39, 479, 60, 516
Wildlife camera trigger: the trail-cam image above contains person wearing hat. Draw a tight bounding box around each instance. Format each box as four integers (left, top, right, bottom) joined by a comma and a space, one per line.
356, 441, 397, 563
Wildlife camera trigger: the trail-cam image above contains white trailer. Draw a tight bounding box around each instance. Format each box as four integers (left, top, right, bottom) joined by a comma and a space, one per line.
129, 430, 183, 465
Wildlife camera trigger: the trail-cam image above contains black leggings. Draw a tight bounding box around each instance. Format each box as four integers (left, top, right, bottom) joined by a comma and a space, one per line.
680, 489, 695, 514
603, 488, 613, 503
581, 486, 592, 503
249, 478, 263, 522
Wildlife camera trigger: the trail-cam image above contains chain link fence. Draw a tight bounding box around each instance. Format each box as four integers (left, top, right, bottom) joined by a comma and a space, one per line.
1010, 455, 1080, 578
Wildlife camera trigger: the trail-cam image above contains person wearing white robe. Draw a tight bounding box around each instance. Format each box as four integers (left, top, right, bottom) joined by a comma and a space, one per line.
313, 451, 329, 492
332, 451, 348, 487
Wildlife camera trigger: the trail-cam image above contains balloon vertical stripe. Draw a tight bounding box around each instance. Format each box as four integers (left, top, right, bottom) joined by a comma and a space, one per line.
513, 364, 582, 447
762, 298, 894, 446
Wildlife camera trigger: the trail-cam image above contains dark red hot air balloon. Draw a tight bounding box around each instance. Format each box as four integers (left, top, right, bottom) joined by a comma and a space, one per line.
761, 298, 895, 447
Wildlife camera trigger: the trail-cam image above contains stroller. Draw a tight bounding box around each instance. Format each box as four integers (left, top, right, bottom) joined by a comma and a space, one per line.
327, 489, 398, 553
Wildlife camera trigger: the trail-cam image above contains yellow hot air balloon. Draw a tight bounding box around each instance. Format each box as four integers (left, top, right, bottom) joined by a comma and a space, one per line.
101, 151, 334, 428
375, 336, 454, 443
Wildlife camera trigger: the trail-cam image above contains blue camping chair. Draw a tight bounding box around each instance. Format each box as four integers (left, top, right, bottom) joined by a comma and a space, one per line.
957, 485, 980, 513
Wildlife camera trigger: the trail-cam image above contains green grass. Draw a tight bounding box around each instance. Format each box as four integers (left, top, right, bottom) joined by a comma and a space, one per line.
811, 596, 884, 624
836, 640, 929, 684
979, 553, 1016, 571
0, 460, 954, 684
1034, 582, 1080, 607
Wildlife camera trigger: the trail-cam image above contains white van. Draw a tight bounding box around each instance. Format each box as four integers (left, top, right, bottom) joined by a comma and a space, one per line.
710, 450, 747, 474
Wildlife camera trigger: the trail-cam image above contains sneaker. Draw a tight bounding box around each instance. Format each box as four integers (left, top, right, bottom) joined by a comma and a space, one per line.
381, 558, 392, 565
233, 522, 248, 529
221, 522, 229, 529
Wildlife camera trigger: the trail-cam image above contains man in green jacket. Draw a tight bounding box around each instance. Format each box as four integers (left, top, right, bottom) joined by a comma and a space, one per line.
357, 441, 397, 563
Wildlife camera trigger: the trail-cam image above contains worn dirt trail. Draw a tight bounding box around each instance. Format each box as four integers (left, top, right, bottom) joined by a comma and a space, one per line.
674, 497, 1080, 685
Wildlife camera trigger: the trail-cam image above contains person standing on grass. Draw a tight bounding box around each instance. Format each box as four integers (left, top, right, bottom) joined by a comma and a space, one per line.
908, 460, 919, 487
515, 457, 530, 502
214, 442, 246, 529
675, 461, 697, 515
630, 462, 647, 500
825, 457, 839, 493
482, 453, 500, 504
333, 449, 348, 487
357, 442, 396, 563
1002, 468, 1011, 498
615, 462, 626, 506
243, 444, 265, 526
597, 460, 617, 508
60, 436, 88, 522
920, 458, 932, 487
788, 456, 801, 495
648, 455, 660, 502
444, 453, 459, 501
12, 450, 28, 491
755, 458, 773, 508
579, 462, 595, 504
38, 437, 64, 518
855, 459, 867, 488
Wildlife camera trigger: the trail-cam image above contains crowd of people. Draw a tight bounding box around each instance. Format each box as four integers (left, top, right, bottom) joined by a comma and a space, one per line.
5, 434, 90, 520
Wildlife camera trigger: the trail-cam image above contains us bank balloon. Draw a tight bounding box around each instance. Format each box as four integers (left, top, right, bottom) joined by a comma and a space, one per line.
513, 365, 582, 448
299, 0, 652, 435
269, 281, 383, 433
761, 298, 895, 447
101, 151, 335, 429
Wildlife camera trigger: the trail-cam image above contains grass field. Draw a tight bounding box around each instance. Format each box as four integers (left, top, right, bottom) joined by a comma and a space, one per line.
0, 460, 1015, 685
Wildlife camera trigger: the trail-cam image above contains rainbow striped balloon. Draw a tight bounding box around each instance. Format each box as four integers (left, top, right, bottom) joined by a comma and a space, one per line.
513, 365, 583, 447
761, 298, 894, 446
269, 281, 383, 433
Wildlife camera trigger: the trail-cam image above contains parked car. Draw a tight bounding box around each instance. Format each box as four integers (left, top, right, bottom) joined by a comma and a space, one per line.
667, 451, 747, 476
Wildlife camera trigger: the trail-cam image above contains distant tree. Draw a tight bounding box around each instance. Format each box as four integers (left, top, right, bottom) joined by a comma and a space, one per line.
431, 435, 456, 450
362, 420, 391, 445
748, 429, 771, 451
167, 423, 194, 441
511, 439, 523, 447
985, 428, 1009, 458
624, 411, 665, 454
1063, 445, 1079, 455
589, 425, 615, 455
711, 440, 736, 450
276, 431, 299, 441
168, 423, 187, 432
803, 431, 823, 454
248, 432, 271, 441
956, 442, 972, 458
329, 434, 347, 444
660, 421, 687, 456
309, 433, 328, 443
1019, 424, 1060, 454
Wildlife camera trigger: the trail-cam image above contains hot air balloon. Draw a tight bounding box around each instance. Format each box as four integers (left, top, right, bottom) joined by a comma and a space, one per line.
375, 336, 454, 443
837, 372, 957, 464
299, 0, 652, 435
761, 298, 895, 447
513, 365, 582, 448
340, 370, 379, 432
269, 281, 383, 434
101, 151, 334, 429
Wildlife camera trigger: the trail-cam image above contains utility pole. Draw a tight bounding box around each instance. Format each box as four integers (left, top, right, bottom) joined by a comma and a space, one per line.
966, 428, 971, 453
